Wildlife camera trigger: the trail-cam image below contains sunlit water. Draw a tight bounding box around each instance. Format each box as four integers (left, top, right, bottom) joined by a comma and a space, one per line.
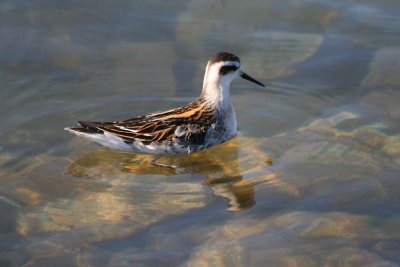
1, 1, 400, 266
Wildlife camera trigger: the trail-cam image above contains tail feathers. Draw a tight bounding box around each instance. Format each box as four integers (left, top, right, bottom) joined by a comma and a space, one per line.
77, 121, 105, 133
65, 121, 105, 134
65, 121, 136, 151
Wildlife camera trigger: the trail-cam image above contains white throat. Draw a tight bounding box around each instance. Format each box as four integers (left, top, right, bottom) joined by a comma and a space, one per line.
201, 62, 238, 110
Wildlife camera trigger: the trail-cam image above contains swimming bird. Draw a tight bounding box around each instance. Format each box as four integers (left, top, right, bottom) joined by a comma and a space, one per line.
65, 52, 265, 154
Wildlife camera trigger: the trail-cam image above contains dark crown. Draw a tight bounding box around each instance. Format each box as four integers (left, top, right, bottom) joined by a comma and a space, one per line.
209, 52, 240, 64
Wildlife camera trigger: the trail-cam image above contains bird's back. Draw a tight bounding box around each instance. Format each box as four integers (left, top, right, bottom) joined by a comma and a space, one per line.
66, 97, 229, 154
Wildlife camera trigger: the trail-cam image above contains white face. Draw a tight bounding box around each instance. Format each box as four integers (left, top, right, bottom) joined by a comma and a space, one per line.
202, 56, 264, 107
203, 60, 241, 89
218, 61, 242, 93
219, 64, 241, 85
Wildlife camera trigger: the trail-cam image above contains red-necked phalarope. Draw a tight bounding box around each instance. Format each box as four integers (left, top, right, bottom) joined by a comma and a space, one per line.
65, 52, 265, 154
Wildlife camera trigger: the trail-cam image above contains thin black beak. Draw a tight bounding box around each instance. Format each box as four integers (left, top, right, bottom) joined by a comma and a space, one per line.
240, 72, 265, 87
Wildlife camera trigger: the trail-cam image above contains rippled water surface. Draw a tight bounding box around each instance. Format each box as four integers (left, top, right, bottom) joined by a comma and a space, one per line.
1, 1, 400, 266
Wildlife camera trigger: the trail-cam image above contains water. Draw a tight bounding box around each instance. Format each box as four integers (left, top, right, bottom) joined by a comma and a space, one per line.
1, 1, 400, 266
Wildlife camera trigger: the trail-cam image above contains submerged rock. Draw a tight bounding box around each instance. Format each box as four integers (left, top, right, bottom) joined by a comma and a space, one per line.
363, 49, 400, 87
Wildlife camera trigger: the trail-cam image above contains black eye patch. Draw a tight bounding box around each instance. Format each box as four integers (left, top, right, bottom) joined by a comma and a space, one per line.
219, 65, 238, 75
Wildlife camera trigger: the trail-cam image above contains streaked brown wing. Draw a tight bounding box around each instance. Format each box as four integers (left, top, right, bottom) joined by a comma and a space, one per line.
97, 120, 176, 144
89, 98, 216, 145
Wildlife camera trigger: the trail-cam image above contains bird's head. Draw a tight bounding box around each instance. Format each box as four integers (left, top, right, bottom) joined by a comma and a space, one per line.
203, 52, 265, 90
201, 52, 265, 107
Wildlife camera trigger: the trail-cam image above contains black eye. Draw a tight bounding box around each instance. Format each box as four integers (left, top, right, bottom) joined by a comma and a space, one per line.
219, 65, 238, 75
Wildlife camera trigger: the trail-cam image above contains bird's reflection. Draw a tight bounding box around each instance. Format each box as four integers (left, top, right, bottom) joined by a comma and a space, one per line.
66, 138, 276, 211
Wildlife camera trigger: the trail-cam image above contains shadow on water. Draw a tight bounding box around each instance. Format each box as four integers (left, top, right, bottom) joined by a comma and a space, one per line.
65, 138, 276, 212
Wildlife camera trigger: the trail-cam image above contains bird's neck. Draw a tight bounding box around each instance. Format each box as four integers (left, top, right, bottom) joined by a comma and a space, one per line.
200, 80, 237, 137
200, 61, 232, 111
201, 80, 232, 111
200, 71, 237, 137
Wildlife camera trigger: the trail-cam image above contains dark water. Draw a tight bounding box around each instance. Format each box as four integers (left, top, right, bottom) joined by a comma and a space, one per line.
1, 1, 400, 266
